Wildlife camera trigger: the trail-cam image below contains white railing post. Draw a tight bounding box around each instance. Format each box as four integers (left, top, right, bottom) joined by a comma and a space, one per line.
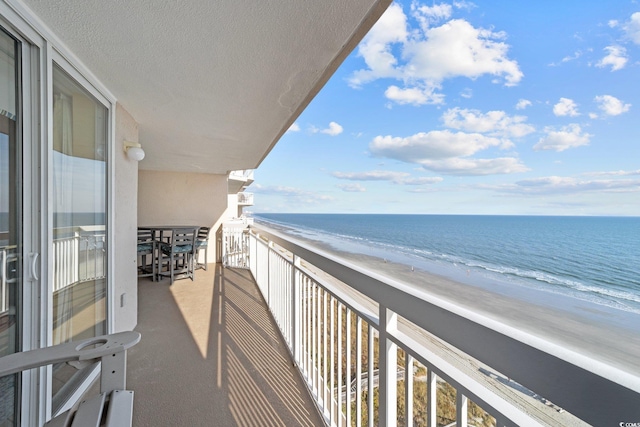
346, 308, 352, 426
267, 241, 273, 306
292, 255, 300, 364
405, 354, 414, 427
379, 306, 397, 427
330, 296, 336, 425
427, 369, 437, 427
356, 316, 363, 427
337, 302, 343, 427
368, 324, 374, 427
456, 392, 468, 427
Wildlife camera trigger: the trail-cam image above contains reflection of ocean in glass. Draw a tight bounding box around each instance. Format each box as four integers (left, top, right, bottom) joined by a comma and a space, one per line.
50, 63, 108, 409
53, 212, 106, 228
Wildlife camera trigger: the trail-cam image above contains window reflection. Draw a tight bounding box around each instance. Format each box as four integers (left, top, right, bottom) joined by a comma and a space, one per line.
51, 64, 108, 405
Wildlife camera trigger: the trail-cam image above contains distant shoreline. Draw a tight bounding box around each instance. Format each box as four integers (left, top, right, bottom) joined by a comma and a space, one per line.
254, 218, 640, 377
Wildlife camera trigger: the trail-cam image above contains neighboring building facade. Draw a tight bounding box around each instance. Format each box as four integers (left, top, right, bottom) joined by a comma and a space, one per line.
0, 0, 390, 425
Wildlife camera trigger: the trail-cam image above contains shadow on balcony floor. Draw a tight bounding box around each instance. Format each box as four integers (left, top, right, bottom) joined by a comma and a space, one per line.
129, 264, 324, 426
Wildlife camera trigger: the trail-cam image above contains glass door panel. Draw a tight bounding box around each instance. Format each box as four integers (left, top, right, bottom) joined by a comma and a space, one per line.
51, 64, 107, 407
0, 28, 21, 427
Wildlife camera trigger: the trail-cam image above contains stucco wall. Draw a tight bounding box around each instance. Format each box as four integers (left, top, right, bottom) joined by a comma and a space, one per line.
113, 104, 139, 332
138, 170, 230, 263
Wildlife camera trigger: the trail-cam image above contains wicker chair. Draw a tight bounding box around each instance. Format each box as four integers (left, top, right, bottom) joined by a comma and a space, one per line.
195, 226, 211, 271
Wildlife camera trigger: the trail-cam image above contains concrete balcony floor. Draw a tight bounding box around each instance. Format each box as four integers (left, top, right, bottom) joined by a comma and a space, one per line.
128, 264, 324, 426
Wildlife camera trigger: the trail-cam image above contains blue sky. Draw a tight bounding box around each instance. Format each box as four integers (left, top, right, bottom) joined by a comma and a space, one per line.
252, 1, 640, 216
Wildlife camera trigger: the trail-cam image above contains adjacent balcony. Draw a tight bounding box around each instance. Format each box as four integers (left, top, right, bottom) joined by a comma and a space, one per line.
127, 221, 640, 426
228, 170, 256, 194
238, 192, 254, 206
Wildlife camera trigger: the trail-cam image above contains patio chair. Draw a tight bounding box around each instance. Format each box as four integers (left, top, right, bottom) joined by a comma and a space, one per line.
195, 226, 211, 271
137, 228, 156, 281
0, 331, 140, 427
157, 228, 196, 284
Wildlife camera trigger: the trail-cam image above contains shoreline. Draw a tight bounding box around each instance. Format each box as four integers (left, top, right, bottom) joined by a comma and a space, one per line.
256, 219, 640, 377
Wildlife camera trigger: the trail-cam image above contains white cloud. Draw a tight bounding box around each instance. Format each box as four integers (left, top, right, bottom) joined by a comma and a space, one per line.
333, 170, 410, 182
460, 88, 473, 98
609, 19, 619, 28
350, 4, 522, 105
622, 12, 640, 45
583, 169, 640, 177
420, 157, 529, 175
515, 99, 531, 110
287, 122, 300, 132
534, 124, 591, 152
337, 183, 366, 192
441, 108, 534, 138
370, 130, 510, 162
561, 50, 583, 63
452, 1, 476, 12
402, 176, 444, 185
369, 130, 527, 176
384, 85, 445, 106
403, 19, 522, 85
252, 184, 333, 204
310, 122, 343, 136
332, 170, 442, 185
411, 2, 453, 31
594, 95, 631, 116
596, 45, 628, 71
320, 121, 344, 136
349, 3, 408, 87
501, 176, 640, 194
549, 48, 591, 67
553, 98, 579, 117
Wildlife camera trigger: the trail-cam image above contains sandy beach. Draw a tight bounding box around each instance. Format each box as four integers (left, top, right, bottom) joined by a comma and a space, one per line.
258, 220, 640, 378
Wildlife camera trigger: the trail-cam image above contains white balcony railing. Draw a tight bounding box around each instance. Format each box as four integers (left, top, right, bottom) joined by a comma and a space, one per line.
53, 230, 106, 292
238, 192, 254, 206
1, 229, 105, 314
245, 223, 640, 427
222, 224, 250, 269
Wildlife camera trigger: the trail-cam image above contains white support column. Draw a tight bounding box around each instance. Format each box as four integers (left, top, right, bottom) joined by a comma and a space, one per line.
379, 306, 397, 427
427, 369, 437, 427
456, 392, 468, 427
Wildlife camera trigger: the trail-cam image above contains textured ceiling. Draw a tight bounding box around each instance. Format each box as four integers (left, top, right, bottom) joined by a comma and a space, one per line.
24, 0, 390, 174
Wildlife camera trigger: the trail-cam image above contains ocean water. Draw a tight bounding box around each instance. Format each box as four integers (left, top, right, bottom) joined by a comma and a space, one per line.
255, 214, 640, 315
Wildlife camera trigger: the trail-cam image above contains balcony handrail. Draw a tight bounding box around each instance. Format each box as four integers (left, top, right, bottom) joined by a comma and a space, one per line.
248, 223, 640, 426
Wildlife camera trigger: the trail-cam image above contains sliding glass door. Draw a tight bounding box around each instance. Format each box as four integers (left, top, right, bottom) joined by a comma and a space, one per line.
0, 9, 112, 425
0, 27, 22, 427
50, 63, 108, 412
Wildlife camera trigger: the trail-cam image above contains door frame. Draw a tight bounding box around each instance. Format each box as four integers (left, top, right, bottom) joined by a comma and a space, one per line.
0, 1, 117, 425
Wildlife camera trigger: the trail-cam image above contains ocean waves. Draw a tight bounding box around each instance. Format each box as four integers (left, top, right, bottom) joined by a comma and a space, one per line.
255, 214, 640, 315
